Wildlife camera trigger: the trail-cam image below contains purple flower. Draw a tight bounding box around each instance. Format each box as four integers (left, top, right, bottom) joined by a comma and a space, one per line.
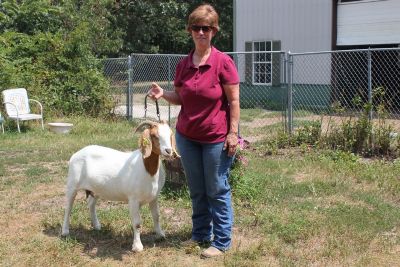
238, 136, 250, 150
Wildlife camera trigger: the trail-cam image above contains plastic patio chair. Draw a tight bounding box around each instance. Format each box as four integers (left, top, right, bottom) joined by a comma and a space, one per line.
0, 111, 4, 134
2, 88, 44, 133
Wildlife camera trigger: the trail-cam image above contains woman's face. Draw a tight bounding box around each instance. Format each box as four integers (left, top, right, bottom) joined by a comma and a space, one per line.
189, 23, 216, 49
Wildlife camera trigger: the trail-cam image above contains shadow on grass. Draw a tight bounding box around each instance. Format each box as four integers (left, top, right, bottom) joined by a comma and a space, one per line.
42, 222, 191, 261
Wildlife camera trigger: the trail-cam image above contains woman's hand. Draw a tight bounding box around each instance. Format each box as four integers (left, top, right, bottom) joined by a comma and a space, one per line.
148, 82, 164, 100
224, 132, 238, 157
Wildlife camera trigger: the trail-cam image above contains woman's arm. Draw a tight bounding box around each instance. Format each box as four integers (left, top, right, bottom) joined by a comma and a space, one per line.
148, 82, 182, 105
223, 83, 240, 156
224, 83, 240, 134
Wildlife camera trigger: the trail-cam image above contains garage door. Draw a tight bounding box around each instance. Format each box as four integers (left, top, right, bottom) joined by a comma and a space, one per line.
337, 0, 400, 46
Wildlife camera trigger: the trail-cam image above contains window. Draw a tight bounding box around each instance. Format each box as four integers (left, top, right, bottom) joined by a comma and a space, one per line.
245, 40, 281, 86
252, 41, 272, 85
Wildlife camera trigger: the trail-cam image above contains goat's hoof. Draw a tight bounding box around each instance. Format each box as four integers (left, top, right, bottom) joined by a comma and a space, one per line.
92, 223, 101, 230
132, 244, 144, 252
155, 231, 166, 240
61, 230, 69, 237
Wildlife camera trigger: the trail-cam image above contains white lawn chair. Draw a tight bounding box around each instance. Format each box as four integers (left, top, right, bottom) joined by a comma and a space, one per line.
0, 111, 4, 134
2, 88, 44, 133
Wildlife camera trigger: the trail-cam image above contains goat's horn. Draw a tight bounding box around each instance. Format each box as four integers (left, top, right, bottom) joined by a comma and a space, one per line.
134, 121, 156, 133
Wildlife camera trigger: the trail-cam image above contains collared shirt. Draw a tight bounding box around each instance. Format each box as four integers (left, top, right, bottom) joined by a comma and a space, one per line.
174, 46, 239, 143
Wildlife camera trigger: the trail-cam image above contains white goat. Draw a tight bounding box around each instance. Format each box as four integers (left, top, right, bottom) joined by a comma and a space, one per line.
61, 121, 178, 252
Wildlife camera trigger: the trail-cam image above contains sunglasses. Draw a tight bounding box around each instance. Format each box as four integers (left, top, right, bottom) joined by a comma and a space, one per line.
190, 25, 214, 33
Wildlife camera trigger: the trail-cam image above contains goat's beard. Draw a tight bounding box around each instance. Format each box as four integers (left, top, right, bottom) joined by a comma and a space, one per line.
160, 154, 176, 161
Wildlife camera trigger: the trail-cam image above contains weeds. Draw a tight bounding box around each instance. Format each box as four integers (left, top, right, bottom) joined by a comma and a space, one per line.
230, 136, 250, 190
273, 87, 400, 159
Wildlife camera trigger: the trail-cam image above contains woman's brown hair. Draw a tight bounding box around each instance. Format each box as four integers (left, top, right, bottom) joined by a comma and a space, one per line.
187, 4, 219, 32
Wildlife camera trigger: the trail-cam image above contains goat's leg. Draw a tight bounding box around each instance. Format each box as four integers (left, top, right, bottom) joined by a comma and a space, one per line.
87, 195, 101, 230
61, 188, 77, 236
128, 199, 143, 252
149, 199, 165, 239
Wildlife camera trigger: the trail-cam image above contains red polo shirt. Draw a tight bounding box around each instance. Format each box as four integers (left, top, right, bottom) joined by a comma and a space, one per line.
174, 46, 239, 143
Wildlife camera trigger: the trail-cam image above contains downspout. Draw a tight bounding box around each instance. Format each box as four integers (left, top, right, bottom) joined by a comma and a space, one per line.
233, 0, 237, 52
331, 0, 338, 51
330, 0, 339, 105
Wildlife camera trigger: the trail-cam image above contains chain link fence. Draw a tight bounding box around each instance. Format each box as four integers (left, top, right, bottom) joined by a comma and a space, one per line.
288, 48, 400, 134
103, 54, 185, 123
102, 48, 400, 141
103, 57, 129, 116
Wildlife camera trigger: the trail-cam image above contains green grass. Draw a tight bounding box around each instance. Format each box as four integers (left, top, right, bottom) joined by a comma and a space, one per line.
0, 115, 399, 266
240, 108, 282, 122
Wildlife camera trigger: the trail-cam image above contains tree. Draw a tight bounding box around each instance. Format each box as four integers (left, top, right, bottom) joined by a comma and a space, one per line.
186, 0, 234, 52
0, 0, 62, 34
0, 0, 123, 116
113, 0, 233, 54
0, 0, 234, 117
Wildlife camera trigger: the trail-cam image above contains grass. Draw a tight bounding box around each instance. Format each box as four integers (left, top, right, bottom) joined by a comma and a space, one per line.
0, 114, 400, 266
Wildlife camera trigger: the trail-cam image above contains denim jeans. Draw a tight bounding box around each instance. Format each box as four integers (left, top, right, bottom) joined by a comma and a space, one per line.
175, 131, 234, 251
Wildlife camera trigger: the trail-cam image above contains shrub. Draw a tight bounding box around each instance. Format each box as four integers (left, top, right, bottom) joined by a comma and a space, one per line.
0, 0, 122, 117
260, 87, 400, 159
0, 30, 114, 117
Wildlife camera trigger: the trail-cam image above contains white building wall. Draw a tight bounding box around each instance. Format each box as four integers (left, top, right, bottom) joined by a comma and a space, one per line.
337, 0, 400, 46
234, 0, 332, 53
234, 0, 333, 84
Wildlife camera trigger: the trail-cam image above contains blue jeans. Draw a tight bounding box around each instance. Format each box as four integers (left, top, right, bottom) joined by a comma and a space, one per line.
176, 131, 234, 251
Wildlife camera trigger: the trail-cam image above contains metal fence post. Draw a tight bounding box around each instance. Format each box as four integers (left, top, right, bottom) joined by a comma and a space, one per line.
127, 55, 133, 120
282, 52, 288, 132
233, 53, 241, 136
167, 55, 172, 125
367, 48, 373, 120
287, 52, 294, 134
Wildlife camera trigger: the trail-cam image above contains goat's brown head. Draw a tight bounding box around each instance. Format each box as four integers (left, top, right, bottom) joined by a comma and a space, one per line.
135, 120, 179, 159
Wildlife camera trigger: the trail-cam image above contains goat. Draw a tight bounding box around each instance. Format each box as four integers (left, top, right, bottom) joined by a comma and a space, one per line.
61, 121, 178, 252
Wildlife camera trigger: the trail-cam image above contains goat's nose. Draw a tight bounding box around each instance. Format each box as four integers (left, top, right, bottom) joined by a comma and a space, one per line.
165, 148, 172, 155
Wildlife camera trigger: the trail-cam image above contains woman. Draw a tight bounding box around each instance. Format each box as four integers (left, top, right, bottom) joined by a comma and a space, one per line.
148, 4, 240, 258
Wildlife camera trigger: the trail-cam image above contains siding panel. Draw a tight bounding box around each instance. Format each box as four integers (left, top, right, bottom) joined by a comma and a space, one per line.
337, 0, 400, 46
234, 0, 333, 84
234, 0, 332, 53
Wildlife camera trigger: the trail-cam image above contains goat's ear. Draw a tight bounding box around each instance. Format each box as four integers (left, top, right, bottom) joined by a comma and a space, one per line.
171, 132, 181, 158
139, 129, 152, 158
